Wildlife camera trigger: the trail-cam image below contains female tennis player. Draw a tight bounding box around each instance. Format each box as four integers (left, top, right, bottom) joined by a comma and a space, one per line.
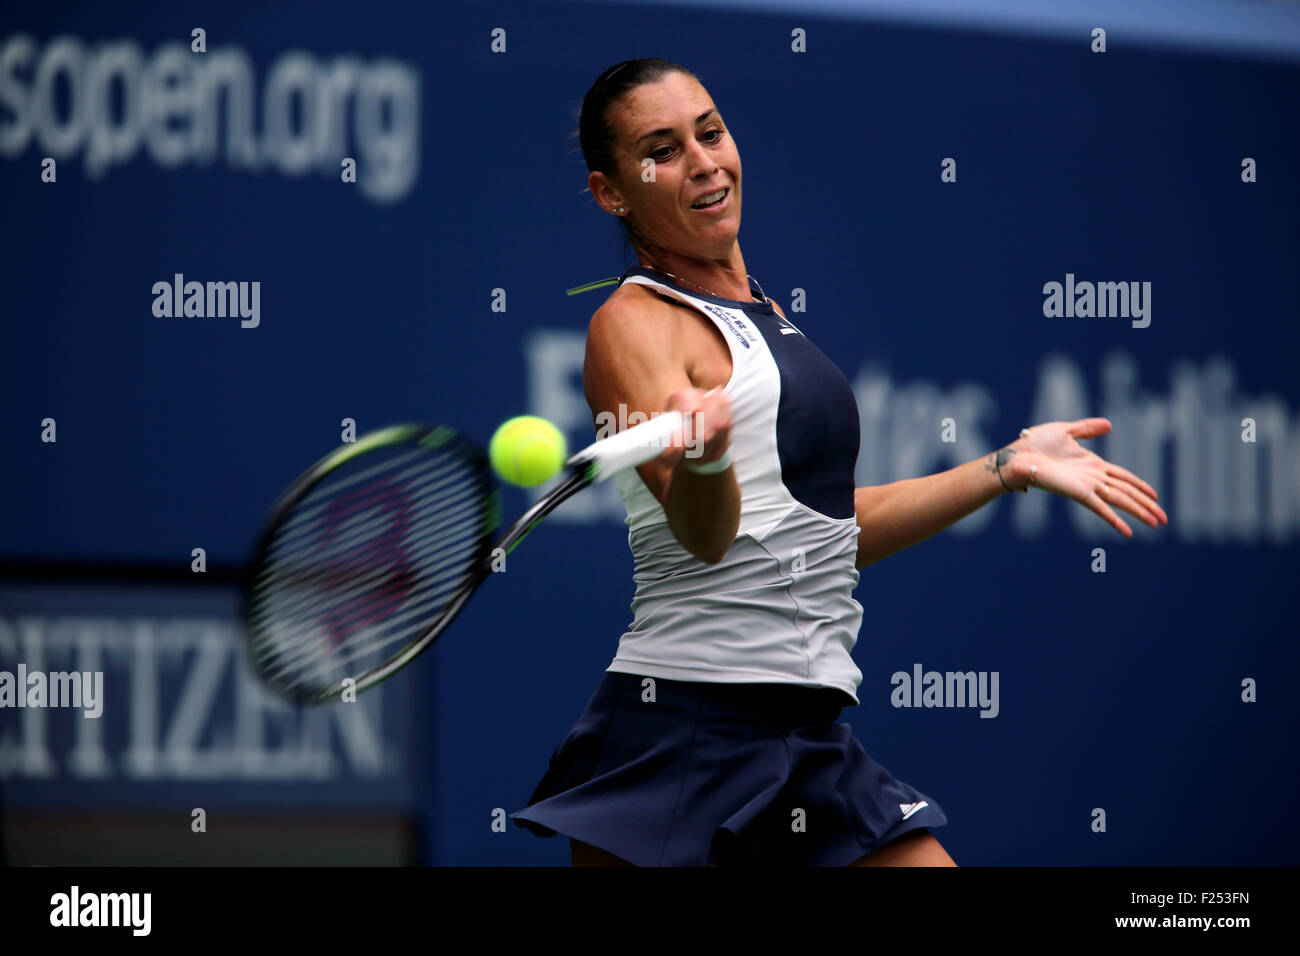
511, 58, 1167, 867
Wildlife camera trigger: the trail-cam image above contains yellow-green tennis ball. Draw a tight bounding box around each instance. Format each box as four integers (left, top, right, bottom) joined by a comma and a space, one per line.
489, 416, 567, 487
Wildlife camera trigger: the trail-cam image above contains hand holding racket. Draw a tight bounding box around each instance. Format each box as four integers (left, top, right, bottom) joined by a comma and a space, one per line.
242, 411, 691, 704
659, 386, 733, 471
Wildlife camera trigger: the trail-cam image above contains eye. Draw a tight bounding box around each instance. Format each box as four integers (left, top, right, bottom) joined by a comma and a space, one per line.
647, 128, 724, 162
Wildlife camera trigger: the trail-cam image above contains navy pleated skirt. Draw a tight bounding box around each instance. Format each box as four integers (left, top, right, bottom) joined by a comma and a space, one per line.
511, 672, 947, 866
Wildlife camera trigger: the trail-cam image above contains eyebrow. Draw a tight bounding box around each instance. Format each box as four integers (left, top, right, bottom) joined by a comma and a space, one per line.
634, 109, 719, 148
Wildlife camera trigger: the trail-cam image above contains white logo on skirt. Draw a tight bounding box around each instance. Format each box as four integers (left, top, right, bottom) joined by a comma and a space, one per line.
899, 801, 928, 820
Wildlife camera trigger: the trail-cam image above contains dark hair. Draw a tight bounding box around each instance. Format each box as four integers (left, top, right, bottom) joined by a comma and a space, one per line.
576, 58, 699, 263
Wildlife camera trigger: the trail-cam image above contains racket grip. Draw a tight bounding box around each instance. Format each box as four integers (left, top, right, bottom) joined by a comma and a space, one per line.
569, 409, 687, 481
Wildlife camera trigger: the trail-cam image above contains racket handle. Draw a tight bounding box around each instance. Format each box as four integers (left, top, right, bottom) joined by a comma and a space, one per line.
569, 409, 687, 481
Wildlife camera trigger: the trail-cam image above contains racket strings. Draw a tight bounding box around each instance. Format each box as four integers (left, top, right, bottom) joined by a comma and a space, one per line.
255, 575, 470, 686
261, 484, 482, 589
264, 452, 473, 564
250, 482, 485, 627
253, 503, 484, 688
250, 514, 484, 675
248, 440, 491, 698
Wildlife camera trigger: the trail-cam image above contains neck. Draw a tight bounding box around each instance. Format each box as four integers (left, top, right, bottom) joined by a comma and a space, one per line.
636, 245, 751, 301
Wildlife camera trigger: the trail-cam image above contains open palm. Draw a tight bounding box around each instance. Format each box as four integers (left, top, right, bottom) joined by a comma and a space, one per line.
1012, 418, 1168, 538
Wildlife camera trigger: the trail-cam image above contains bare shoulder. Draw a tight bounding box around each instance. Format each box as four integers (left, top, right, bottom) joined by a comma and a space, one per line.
586, 281, 682, 359
582, 281, 690, 411
590, 281, 677, 328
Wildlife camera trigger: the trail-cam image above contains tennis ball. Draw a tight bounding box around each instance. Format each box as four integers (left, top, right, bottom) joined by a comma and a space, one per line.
489, 416, 567, 487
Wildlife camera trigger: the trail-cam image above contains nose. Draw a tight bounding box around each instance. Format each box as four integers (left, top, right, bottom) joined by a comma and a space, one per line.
682, 137, 719, 180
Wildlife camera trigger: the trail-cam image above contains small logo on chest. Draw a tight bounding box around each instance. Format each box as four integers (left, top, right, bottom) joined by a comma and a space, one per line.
701, 303, 758, 348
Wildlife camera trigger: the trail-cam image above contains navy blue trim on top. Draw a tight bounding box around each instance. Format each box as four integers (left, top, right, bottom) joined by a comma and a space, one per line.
619, 265, 858, 521
749, 314, 860, 520
620, 267, 775, 315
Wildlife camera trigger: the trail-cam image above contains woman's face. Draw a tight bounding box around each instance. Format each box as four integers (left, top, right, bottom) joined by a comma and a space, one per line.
598, 71, 742, 257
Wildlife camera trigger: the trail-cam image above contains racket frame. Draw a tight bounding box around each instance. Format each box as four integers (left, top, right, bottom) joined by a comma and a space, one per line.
243, 426, 597, 704
244, 409, 686, 704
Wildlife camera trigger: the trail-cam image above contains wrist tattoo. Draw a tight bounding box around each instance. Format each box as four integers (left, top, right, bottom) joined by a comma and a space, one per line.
985, 447, 1017, 493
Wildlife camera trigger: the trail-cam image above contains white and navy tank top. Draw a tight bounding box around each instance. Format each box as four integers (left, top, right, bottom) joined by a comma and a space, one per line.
605, 267, 866, 704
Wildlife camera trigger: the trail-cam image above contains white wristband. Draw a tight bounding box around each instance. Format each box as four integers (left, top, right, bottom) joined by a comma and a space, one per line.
684, 449, 732, 475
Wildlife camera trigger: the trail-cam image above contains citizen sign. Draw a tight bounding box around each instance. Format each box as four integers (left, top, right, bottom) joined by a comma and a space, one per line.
0, 613, 390, 781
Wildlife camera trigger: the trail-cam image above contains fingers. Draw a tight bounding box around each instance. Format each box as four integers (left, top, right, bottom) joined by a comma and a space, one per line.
664, 386, 723, 418
1103, 461, 1160, 502
1088, 456, 1167, 523
1067, 417, 1111, 440
1096, 480, 1162, 529
664, 387, 707, 415
1086, 485, 1133, 538
664, 387, 731, 459
1107, 476, 1167, 525
1026, 419, 1166, 535
657, 392, 697, 460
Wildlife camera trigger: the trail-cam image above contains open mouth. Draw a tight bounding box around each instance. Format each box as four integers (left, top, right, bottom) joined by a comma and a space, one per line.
691, 187, 729, 211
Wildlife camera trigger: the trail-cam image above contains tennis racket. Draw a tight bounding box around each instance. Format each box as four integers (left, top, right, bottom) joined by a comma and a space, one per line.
242, 411, 687, 704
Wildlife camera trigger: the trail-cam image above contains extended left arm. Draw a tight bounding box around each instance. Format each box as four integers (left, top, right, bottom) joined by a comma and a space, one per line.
853, 418, 1168, 569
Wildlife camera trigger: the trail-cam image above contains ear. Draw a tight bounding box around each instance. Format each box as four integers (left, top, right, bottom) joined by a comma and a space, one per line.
589, 170, 625, 213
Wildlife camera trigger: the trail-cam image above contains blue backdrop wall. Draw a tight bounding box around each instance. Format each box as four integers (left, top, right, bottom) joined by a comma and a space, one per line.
2, 0, 1297, 865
